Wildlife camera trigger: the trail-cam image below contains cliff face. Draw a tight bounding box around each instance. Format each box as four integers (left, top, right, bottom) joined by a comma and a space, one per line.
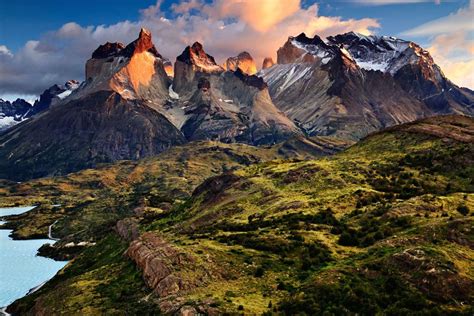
171, 42, 301, 145
81, 28, 170, 103
223, 51, 258, 75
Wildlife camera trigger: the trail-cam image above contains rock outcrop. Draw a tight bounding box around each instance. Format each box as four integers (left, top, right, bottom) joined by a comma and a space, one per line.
127, 232, 221, 314
223, 51, 257, 75
81, 28, 170, 103
262, 57, 275, 69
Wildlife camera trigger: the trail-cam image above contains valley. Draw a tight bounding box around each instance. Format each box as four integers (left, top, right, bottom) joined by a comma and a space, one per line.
2, 115, 473, 314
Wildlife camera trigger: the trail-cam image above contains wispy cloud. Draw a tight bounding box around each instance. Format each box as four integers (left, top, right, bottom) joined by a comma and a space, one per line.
401, 1, 473, 36
0, 0, 380, 95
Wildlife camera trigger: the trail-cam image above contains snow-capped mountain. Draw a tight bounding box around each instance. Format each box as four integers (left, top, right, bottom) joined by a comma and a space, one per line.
260, 32, 474, 139
0, 80, 80, 132
0, 98, 32, 131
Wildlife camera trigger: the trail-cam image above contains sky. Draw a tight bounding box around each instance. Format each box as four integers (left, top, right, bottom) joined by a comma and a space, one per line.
0, 0, 473, 101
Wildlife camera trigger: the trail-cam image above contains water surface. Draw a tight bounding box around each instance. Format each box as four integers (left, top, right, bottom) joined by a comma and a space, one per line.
0, 206, 68, 307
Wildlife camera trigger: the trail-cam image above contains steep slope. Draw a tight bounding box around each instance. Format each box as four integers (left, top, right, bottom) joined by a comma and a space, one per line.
7, 115, 473, 314
261, 32, 474, 140
0, 91, 185, 180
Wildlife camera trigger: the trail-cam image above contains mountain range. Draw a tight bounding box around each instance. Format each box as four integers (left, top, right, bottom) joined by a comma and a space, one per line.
0, 28, 472, 180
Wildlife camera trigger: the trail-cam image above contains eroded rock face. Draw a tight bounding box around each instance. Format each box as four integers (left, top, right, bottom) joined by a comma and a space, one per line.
223, 51, 257, 75
127, 232, 221, 313
115, 218, 140, 242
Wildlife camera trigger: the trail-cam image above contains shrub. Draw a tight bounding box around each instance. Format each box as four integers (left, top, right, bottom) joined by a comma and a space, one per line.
338, 231, 358, 246
254, 266, 265, 278
457, 205, 470, 216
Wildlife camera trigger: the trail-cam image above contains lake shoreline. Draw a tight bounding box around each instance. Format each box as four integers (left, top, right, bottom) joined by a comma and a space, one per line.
0, 206, 68, 311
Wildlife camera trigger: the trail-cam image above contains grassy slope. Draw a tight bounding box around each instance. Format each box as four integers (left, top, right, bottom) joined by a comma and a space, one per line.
7, 115, 474, 314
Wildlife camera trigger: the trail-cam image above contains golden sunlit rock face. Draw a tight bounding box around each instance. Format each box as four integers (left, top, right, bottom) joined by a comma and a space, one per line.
224, 51, 257, 75
82, 28, 170, 101
109, 51, 157, 98
163, 61, 174, 77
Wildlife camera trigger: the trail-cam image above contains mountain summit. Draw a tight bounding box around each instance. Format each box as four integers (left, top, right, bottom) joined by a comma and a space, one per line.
80, 27, 170, 102
261, 32, 473, 139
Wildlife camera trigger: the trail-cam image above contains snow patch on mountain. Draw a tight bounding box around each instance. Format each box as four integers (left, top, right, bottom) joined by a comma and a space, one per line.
0, 115, 19, 130
291, 39, 333, 64
169, 85, 179, 99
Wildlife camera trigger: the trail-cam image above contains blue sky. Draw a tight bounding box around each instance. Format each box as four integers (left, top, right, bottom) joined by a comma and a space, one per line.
0, 0, 472, 98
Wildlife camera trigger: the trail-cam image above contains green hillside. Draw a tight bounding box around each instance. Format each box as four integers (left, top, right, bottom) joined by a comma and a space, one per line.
5, 115, 474, 315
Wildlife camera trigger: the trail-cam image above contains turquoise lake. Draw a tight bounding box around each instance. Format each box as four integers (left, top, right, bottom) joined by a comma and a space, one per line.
0, 206, 68, 308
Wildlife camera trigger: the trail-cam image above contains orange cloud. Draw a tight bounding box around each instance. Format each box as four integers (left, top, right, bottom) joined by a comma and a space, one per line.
141, 2, 379, 68
203, 0, 301, 32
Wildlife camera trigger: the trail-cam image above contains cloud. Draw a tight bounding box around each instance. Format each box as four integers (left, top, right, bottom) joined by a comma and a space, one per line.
202, 0, 302, 32
0, 1, 380, 96
427, 32, 474, 88
0, 45, 13, 57
401, 1, 474, 88
171, 0, 203, 14
401, 1, 474, 36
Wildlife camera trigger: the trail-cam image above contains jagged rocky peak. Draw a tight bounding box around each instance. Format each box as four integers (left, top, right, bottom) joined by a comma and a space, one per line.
32, 80, 81, 113
277, 32, 336, 64
91, 42, 125, 59
224, 51, 257, 75
176, 42, 223, 73
262, 57, 275, 69
90, 28, 161, 61
83, 28, 170, 101
120, 28, 162, 58
173, 42, 223, 94
326, 31, 436, 75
